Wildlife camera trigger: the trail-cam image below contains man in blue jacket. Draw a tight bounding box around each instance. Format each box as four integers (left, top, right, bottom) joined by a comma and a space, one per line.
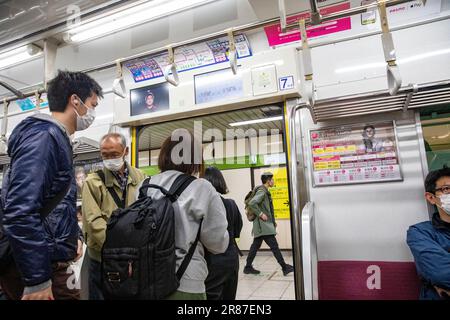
0, 70, 102, 300
407, 166, 450, 300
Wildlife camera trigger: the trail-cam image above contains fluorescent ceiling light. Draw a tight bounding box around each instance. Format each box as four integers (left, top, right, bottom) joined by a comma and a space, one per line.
67, 0, 215, 43
0, 44, 42, 70
335, 48, 450, 74
229, 116, 283, 127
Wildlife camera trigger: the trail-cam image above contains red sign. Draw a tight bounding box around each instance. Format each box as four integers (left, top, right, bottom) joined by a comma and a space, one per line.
264, 2, 352, 47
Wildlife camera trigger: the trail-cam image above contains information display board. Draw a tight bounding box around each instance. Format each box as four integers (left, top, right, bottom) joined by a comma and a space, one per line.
309, 121, 402, 186
194, 67, 244, 104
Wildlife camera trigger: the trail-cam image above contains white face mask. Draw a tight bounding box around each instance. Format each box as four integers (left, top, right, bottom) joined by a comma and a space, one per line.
438, 194, 450, 215
73, 97, 96, 131
103, 151, 125, 172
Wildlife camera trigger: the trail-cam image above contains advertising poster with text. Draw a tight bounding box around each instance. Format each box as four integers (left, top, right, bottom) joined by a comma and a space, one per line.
310, 121, 402, 186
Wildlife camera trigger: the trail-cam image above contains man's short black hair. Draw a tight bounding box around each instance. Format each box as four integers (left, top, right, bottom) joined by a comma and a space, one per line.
261, 172, 274, 184
47, 70, 103, 112
424, 166, 450, 194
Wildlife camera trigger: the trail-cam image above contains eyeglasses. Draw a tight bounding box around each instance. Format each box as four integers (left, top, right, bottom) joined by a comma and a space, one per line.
435, 186, 450, 194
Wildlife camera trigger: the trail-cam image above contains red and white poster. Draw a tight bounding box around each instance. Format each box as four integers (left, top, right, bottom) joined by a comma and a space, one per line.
264, 2, 352, 47
310, 121, 402, 186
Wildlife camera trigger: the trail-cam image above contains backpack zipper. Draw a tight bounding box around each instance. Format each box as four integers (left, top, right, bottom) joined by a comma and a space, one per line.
128, 260, 133, 278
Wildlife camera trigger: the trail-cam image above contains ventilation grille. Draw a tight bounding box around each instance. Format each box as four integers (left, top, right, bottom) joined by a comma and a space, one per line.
73, 137, 100, 155
0, 154, 10, 165
311, 81, 450, 122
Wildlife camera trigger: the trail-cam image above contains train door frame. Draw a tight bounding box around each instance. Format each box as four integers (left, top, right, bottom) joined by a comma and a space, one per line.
131, 102, 299, 299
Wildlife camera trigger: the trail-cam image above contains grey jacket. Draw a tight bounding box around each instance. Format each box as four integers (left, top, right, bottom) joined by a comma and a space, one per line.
138, 170, 229, 294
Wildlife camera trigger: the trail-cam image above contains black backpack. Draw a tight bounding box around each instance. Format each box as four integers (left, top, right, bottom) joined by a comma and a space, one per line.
101, 174, 201, 300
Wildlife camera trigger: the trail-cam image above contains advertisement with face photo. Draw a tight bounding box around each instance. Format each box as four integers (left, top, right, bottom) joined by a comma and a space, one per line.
310, 121, 402, 186
74, 159, 104, 200
130, 82, 170, 116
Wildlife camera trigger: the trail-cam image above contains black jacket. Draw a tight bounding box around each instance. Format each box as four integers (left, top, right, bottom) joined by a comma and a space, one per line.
206, 197, 243, 267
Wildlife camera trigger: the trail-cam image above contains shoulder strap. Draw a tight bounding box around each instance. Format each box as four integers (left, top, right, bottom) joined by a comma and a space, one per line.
97, 170, 124, 209
168, 174, 196, 202
138, 177, 151, 199
39, 180, 71, 217
170, 174, 198, 280
176, 219, 203, 281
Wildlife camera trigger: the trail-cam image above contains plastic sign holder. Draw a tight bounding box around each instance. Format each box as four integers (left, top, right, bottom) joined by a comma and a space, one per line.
164, 46, 180, 87
112, 60, 127, 98
309, 0, 322, 25
378, 0, 402, 95
227, 30, 238, 75
278, 0, 287, 33
299, 19, 315, 110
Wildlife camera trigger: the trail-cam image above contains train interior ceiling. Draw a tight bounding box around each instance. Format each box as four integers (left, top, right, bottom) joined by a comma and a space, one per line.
0, 0, 449, 301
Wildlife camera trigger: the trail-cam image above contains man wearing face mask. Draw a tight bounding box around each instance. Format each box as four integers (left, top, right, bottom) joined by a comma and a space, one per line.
407, 166, 450, 300
81, 133, 145, 300
0, 70, 102, 300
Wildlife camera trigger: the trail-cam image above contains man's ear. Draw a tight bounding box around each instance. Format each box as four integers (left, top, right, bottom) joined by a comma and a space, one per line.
425, 192, 437, 205
70, 94, 78, 106
124, 147, 129, 157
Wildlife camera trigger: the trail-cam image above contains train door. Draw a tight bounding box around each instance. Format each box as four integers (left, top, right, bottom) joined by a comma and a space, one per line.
135, 104, 296, 300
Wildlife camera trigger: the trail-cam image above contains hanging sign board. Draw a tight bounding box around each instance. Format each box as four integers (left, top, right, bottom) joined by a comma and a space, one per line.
309, 121, 403, 186
264, 2, 352, 47
17, 93, 49, 111
124, 34, 252, 83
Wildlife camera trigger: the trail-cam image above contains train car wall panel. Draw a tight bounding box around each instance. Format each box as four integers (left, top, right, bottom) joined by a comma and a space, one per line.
299, 108, 430, 299
310, 18, 450, 100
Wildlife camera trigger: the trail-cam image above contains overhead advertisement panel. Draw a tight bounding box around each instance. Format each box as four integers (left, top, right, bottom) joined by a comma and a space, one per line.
264, 2, 352, 47
264, 0, 442, 47
124, 34, 252, 83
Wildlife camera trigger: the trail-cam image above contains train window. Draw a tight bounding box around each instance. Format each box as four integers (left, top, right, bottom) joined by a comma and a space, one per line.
421, 105, 450, 171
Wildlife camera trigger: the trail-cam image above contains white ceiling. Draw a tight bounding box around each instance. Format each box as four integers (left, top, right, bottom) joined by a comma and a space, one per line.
0, 0, 135, 47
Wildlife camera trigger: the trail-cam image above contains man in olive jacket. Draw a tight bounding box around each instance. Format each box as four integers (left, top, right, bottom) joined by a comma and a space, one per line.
244, 172, 294, 276
81, 133, 146, 299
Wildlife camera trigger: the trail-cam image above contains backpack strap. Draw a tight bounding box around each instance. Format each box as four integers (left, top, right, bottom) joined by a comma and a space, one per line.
170, 174, 198, 280
176, 219, 203, 281
168, 174, 196, 202
39, 179, 71, 217
97, 170, 124, 209
137, 177, 151, 199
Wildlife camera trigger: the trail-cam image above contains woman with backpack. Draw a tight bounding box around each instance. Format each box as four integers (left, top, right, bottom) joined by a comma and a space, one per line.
203, 167, 243, 300
136, 130, 229, 300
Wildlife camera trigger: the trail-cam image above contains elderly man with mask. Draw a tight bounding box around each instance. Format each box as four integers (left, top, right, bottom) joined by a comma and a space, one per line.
81, 132, 145, 300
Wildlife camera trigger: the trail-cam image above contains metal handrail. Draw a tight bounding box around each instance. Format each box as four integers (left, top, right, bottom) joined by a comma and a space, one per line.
287, 103, 306, 299
301, 201, 316, 300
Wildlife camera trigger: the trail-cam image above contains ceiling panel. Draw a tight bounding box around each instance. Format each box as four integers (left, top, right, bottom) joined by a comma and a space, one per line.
0, 0, 134, 47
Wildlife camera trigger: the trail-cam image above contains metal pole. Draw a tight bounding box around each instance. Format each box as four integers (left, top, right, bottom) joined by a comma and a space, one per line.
287, 103, 305, 300
309, 0, 322, 25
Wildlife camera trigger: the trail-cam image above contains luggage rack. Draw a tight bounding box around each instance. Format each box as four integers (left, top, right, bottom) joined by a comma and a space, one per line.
306, 80, 450, 123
